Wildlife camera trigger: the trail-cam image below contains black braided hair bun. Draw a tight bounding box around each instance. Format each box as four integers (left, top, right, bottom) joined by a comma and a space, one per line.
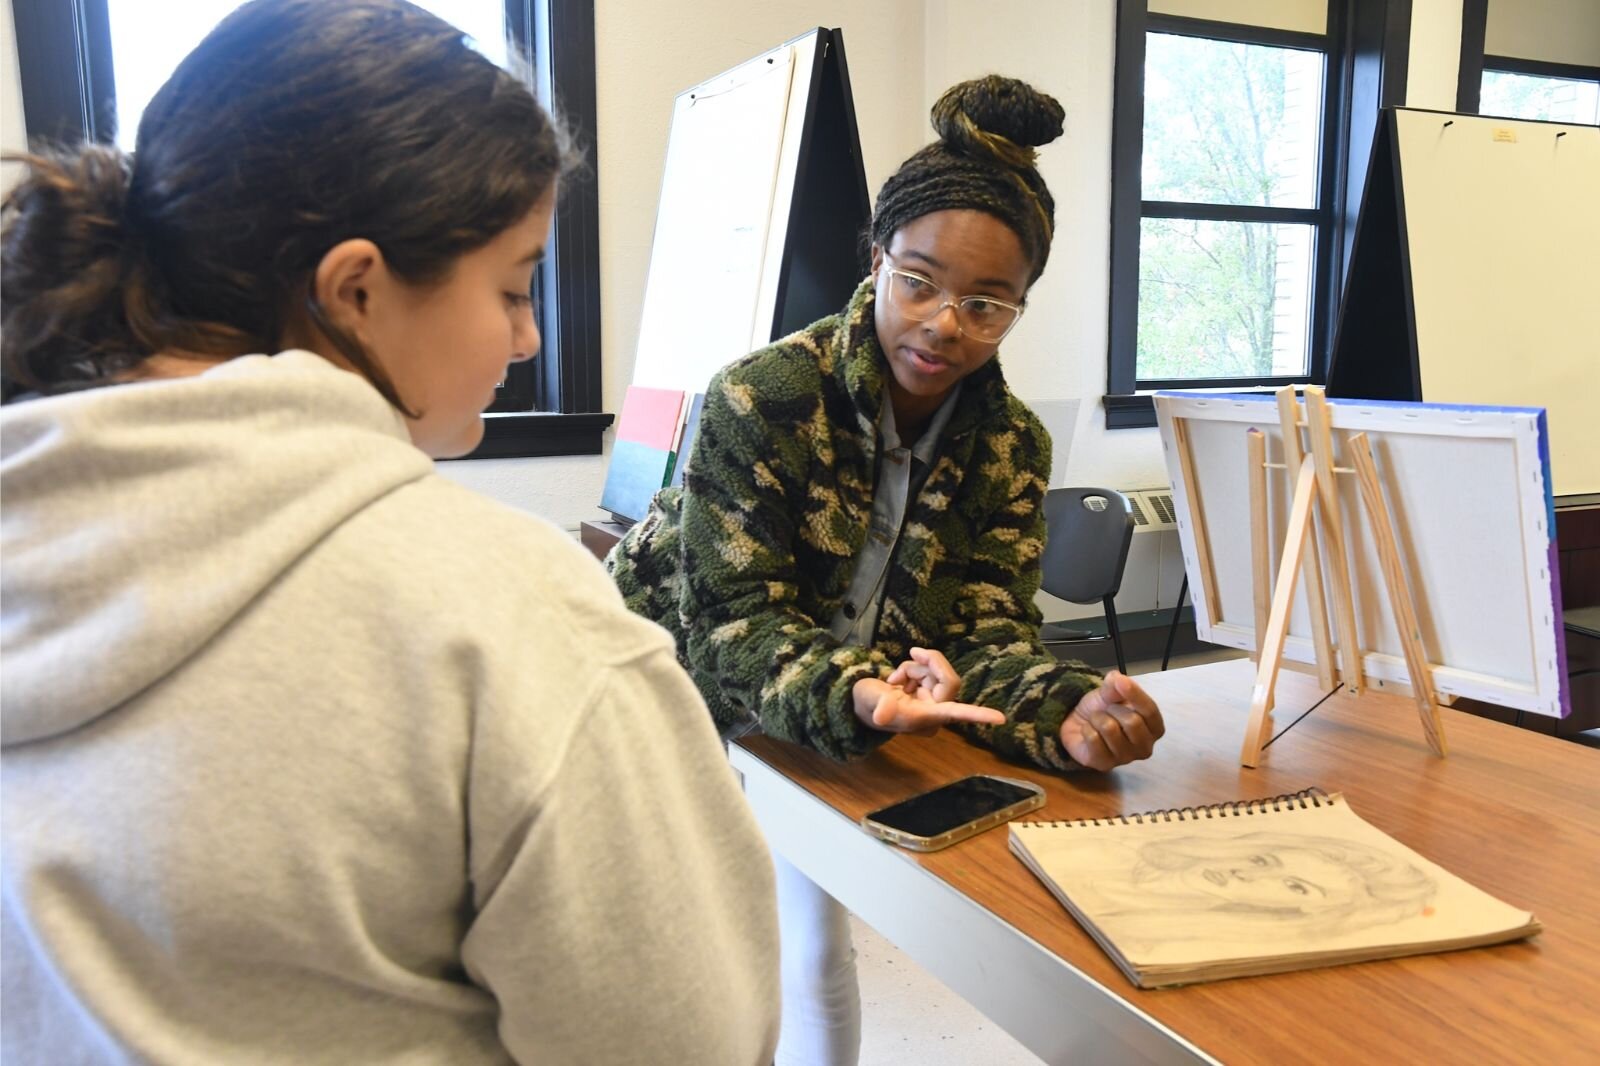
930, 75, 1065, 168
869, 75, 1065, 285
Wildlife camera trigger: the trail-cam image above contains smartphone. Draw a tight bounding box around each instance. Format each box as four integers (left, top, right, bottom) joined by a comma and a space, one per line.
860, 775, 1046, 852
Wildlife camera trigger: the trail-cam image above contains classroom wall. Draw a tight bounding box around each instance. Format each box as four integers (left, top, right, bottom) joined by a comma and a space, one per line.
1148, 0, 1327, 34
1, 0, 25, 194
39, 0, 1564, 529
0, 0, 1171, 523
922, 0, 1167, 497
440, 0, 930, 527
446, 0, 1175, 528
1487, 0, 1600, 66
1407, 0, 1464, 110
924, 1, 1183, 623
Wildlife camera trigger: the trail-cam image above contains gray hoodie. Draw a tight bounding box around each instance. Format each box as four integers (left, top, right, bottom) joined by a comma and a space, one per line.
1, 351, 780, 1064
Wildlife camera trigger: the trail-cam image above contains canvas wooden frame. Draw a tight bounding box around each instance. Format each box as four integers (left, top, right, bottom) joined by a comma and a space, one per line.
1155, 392, 1568, 718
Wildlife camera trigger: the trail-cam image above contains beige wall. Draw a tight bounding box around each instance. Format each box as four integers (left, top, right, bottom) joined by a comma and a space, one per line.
21, 0, 1489, 524
0, 0, 1183, 524
1407, 0, 1465, 109
445, 1, 932, 525
7, 0, 1597, 527
454, 0, 1176, 522
1487, 0, 1600, 66
2, 0, 26, 193
1148, 0, 1327, 34
924, 0, 1166, 493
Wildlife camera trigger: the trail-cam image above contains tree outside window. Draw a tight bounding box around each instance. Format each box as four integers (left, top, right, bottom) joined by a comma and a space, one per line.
1479, 69, 1600, 124
11, 0, 607, 456
1136, 33, 1323, 384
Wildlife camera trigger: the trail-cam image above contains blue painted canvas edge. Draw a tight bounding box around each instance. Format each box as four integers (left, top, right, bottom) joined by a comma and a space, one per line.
1153, 391, 1546, 417
1538, 409, 1571, 716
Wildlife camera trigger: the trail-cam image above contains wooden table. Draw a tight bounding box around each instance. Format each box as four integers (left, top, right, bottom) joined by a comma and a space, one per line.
729, 658, 1600, 1064
579, 519, 628, 562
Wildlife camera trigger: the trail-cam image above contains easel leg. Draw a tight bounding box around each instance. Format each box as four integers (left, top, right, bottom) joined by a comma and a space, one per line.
1243, 456, 1319, 767
1172, 416, 1222, 627
1276, 387, 1338, 690
1304, 388, 1366, 693
1248, 428, 1270, 665
1348, 433, 1449, 757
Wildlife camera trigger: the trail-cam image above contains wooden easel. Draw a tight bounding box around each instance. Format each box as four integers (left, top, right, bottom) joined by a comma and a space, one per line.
1239, 386, 1448, 767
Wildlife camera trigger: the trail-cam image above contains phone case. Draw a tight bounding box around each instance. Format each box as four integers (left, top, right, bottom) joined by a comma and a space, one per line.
859, 776, 1046, 852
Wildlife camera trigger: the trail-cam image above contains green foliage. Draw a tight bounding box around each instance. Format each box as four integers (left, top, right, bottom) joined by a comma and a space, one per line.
1136, 33, 1318, 381
1138, 217, 1279, 379
1480, 70, 1600, 124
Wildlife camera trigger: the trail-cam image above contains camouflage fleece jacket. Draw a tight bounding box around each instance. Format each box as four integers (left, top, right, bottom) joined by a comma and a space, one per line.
607, 277, 1101, 771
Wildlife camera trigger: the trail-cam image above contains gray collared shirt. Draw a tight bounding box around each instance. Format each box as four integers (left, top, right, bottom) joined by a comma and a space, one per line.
827, 385, 963, 647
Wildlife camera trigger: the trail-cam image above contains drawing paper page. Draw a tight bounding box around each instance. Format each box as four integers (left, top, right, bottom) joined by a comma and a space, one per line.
1012, 795, 1534, 968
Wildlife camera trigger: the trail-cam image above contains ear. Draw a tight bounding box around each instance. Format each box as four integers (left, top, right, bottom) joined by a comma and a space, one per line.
311, 238, 387, 337
869, 243, 884, 275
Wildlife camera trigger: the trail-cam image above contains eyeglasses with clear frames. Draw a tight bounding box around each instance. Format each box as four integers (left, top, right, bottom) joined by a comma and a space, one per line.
879, 259, 1025, 344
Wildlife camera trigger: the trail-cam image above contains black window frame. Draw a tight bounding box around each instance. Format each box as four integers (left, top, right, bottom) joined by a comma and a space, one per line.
1480, 53, 1600, 84
1106, 4, 1347, 429
9, 0, 610, 458
1456, 0, 1600, 114
1113, 4, 1414, 428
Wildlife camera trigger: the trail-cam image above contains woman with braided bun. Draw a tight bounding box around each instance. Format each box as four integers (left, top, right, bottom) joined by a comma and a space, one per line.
609, 74, 1167, 1065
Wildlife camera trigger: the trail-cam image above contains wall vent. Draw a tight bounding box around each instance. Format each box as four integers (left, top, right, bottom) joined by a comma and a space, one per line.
1124, 488, 1178, 533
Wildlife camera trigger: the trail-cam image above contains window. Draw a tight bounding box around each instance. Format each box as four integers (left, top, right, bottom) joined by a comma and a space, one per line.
1479, 59, 1600, 124
1457, 2, 1600, 127
1138, 33, 1323, 382
102, 1, 513, 152
10, 0, 609, 457
1107, 3, 1355, 429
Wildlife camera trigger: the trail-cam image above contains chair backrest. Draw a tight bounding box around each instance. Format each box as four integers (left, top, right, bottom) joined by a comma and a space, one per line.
1040, 487, 1135, 604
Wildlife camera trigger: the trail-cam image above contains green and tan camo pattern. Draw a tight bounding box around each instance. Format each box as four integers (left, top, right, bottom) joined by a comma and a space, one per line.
607, 277, 1099, 770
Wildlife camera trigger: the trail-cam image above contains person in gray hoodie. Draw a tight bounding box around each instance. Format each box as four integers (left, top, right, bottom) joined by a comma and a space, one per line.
0, 1, 779, 1063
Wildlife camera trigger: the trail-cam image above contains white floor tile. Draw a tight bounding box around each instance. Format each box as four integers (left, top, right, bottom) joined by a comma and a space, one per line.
853, 914, 1043, 1066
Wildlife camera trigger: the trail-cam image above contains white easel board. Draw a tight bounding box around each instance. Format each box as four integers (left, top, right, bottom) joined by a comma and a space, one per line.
631, 36, 816, 394
1382, 108, 1593, 492
1155, 392, 1569, 717
1398, 110, 1598, 496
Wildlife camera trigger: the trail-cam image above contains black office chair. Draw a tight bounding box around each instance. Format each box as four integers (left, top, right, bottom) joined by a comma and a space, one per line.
1038, 487, 1135, 674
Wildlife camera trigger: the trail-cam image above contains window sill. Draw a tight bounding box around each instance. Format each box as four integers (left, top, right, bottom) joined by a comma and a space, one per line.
1103, 394, 1157, 429
1104, 382, 1315, 430
459, 411, 615, 460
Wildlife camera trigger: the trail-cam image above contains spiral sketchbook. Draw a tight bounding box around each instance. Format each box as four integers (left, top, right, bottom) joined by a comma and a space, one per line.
1009, 790, 1540, 989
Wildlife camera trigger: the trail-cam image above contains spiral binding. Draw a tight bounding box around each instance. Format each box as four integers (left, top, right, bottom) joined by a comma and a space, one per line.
1023, 787, 1332, 829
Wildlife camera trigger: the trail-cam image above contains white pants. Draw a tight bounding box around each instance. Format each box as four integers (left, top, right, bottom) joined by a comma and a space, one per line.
773, 853, 861, 1066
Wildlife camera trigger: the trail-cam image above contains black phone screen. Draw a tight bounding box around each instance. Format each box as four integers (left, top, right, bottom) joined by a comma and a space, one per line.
865, 776, 1038, 838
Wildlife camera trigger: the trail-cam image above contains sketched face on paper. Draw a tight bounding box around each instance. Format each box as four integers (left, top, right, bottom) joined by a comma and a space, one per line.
1165, 842, 1366, 911
1087, 831, 1439, 945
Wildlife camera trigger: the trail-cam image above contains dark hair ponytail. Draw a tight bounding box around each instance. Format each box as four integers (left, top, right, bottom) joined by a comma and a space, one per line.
871, 75, 1065, 286
2, 146, 144, 399
2, 0, 573, 408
